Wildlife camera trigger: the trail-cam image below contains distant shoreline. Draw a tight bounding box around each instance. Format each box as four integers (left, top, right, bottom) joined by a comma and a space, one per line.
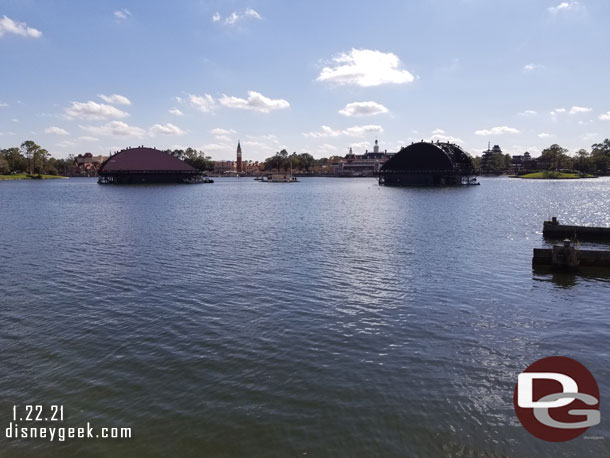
509, 171, 597, 180
0, 174, 68, 181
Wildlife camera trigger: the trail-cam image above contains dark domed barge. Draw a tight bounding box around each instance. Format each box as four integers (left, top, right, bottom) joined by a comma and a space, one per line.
378, 141, 478, 186
98, 147, 205, 184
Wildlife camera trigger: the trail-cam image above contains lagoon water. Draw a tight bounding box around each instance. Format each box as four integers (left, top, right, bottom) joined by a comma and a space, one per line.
1, 176, 609, 457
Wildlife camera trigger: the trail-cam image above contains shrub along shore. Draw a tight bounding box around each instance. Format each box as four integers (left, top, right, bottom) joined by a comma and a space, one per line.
512, 171, 597, 179
0, 173, 68, 180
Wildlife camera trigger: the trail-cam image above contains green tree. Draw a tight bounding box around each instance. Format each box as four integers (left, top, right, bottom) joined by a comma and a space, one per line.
591, 139, 610, 173
1, 147, 27, 173
265, 150, 289, 172
287, 152, 300, 171
0, 155, 9, 174
20, 140, 44, 174
32, 148, 50, 174
472, 156, 482, 170
540, 144, 569, 170
298, 152, 314, 172
575, 149, 590, 173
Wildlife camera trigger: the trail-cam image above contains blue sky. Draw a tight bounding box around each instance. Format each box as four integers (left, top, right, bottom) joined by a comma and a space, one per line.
1, 0, 610, 161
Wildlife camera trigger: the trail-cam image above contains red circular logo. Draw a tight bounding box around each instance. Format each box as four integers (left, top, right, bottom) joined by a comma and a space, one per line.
513, 356, 600, 441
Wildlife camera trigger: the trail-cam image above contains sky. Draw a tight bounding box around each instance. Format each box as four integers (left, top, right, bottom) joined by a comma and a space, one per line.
1, 0, 610, 161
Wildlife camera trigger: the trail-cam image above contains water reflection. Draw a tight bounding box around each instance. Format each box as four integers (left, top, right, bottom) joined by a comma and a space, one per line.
533, 265, 610, 287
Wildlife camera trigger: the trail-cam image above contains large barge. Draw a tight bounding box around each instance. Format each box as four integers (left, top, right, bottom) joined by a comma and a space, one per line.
98, 147, 206, 184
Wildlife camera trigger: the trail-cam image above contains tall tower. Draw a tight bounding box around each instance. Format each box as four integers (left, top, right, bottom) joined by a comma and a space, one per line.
374, 139, 379, 154
236, 141, 242, 173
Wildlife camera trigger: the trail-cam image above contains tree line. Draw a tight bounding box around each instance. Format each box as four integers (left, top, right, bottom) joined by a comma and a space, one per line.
538, 140, 610, 173
263, 150, 325, 172
0, 141, 73, 176
472, 139, 610, 174
164, 148, 215, 171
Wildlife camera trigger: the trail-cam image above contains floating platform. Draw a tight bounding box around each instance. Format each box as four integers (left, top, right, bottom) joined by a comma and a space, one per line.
533, 248, 610, 267
533, 241, 610, 269
543, 217, 610, 241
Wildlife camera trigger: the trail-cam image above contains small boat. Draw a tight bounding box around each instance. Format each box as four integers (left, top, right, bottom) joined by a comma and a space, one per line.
264, 173, 298, 183
182, 176, 214, 184
261, 161, 299, 183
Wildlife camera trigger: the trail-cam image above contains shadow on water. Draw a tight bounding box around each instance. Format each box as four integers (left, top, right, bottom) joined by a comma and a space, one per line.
533, 265, 610, 287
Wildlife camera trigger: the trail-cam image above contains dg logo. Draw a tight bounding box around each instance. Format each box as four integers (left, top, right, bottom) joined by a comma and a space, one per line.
513, 356, 600, 441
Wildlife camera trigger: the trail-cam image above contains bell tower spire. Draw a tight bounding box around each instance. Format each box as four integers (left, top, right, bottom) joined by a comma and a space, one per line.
236, 141, 242, 174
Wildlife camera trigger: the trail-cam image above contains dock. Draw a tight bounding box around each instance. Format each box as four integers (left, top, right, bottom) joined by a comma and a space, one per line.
543, 217, 610, 241
533, 240, 610, 269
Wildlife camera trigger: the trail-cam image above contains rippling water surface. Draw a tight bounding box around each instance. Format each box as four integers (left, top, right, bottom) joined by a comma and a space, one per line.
1, 177, 609, 457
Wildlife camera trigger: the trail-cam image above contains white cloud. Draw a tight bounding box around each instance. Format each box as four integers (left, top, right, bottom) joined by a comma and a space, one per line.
114, 9, 132, 21
215, 8, 262, 25
201, 142, 233, 153
538, 132, 552, 138
303, 124, 383, 138
548, 2, 581, 14
79, 121, 146, 137
0, 15, 42, 38
169, 108, 183, 116
343, 125, 383, 137
317, 49, 414, 87
187, 94, 215, 113
569, 106, 591, 114
349, 141, 370, 150
497, 144, 541, 156
65, 101, 128, 121
303, 125, 342, 138
44, 126, 69, 136
243, 135, 281, 158
339, 101, 389, 117
98, 94, 131, 105
583, 132, 599, 141
241, 140, 282, 152
56, 140, 77, 148
523, 63, 543, 72
430, 129, 463, 144
314, 144, 338, 155
474, 126, 520, 136
599, 111, 610, 121
210, 128, 236, 135
150, 123, 185, 136
0, 102, 8, 107
218, 91, 289, 113
78, 136, 99, 142
518, 110, 537, 116
250, 134, 279, 142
